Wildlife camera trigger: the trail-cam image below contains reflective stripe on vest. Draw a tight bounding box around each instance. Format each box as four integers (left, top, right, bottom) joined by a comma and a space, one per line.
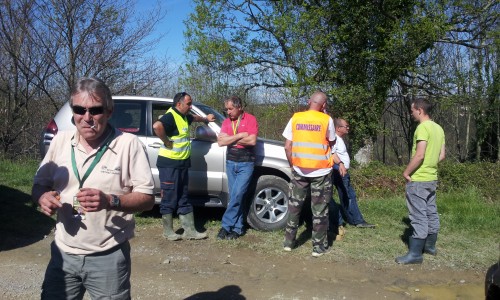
291, 110, 333, 169
158, 108, 191, 160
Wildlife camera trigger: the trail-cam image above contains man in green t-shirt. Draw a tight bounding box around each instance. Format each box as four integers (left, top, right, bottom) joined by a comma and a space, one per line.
396, 98, 446, 265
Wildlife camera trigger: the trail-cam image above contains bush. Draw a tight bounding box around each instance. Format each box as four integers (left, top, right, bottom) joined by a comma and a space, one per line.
350, 161, 405, 199
438, 161, 499, 202
349, 161, 499, 202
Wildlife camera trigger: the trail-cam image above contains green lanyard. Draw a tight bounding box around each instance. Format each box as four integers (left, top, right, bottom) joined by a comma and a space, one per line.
71, 129, 115, 189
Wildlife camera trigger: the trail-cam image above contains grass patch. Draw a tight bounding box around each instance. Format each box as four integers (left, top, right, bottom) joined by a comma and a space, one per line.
0, 158, 55, 251
0, 158, 39, 193
2, 157, 498, 271
183, 192, 499, 271
339, 193, 499, 269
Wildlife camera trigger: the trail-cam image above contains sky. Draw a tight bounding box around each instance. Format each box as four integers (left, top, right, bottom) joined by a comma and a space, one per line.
135, 0, 194, 65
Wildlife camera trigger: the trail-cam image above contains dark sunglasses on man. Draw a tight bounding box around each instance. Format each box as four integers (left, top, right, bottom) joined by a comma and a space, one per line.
71, 105, 105, 116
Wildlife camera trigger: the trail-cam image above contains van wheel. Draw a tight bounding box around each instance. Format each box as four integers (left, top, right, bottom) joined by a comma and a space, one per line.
247, 175, 289, 231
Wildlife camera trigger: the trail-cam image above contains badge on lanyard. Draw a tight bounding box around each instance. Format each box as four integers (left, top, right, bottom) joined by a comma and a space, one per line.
72, 195, 85, 220
71, 128, 114, 221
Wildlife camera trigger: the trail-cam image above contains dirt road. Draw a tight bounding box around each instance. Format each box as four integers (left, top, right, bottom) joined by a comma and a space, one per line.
0, 223, 485, 300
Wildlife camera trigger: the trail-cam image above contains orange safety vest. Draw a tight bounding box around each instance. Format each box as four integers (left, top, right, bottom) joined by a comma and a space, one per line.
291, 110, 333, 169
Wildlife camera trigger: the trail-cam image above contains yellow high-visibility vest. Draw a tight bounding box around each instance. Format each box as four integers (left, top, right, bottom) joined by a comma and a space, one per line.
158, 108, 191, 160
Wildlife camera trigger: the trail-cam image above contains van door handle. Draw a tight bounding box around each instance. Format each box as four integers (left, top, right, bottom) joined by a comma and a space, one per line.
148, 142, 162, 148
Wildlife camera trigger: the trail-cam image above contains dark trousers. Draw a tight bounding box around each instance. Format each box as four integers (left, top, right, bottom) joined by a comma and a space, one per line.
159, 167, 193, 215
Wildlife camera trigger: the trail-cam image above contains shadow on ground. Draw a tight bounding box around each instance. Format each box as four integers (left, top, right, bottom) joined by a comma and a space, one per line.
183, 284, 245, 300
399, 217, 413, 245
0, 185, 55, 251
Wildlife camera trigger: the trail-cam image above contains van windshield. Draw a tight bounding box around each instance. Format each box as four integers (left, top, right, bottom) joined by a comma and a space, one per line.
195, 104, 226, 126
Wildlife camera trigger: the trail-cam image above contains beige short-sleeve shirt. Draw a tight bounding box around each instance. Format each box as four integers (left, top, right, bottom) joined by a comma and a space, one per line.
34, 128, 154, 255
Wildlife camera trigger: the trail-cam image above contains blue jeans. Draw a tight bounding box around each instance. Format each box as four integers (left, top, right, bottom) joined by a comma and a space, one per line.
406, 181, 440, 239
329, 169, 365, 226
222, 160, 254, 234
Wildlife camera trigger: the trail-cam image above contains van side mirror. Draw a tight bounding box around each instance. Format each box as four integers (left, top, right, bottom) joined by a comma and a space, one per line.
195, 125, 217, 142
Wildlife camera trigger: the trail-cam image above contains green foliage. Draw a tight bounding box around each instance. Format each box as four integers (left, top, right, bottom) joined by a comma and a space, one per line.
349, 161, 406, 199
184, 0, 498, 162
185, 0, 450, 150
330, 85, 380, 153
349, 161, 500, 202
247, 102, 291, 140
437, 161, 500, 202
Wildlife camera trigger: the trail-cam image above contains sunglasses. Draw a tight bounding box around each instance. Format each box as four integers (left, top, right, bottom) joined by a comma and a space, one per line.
71, 105, 105, 116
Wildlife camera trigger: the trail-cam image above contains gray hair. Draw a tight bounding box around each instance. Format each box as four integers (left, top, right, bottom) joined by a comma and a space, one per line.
224, 95, 244, 109
70, 77, 113, 112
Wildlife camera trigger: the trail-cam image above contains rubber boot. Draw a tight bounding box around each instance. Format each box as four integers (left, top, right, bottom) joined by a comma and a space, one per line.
162, 214, 181, 241
180, 212, 207, 240
424, 233, 438, 255
395, 237, 425, 264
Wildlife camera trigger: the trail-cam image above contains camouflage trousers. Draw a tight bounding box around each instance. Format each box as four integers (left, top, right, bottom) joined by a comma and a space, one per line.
284, 170, 332, 249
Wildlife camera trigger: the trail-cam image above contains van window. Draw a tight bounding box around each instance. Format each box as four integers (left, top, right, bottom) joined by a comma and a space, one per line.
110, 101, 146, 135
152, 102, 201, 139
152, 102, 172, 122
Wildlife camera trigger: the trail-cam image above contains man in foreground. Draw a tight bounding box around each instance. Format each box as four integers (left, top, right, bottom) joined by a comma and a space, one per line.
217, 96, 258, 240
282, 91, 338, 257
153, 92, 215, 241
32, 77, 155, 299
396, 98, 445, 264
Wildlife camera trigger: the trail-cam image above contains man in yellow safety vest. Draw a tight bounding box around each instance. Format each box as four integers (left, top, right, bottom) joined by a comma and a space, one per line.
153, 92, 215, 241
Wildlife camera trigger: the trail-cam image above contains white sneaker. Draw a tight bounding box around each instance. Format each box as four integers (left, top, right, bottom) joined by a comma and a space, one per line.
312, 245, 329, 257
283, 240, 294, 252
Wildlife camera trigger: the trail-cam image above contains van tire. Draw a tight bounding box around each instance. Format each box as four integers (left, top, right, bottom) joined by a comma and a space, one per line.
247, 175, 289, 231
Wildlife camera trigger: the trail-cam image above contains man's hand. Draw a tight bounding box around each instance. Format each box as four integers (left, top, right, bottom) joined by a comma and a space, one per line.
217, 131, 249, 147
403, 140, 426, 183
403, 172, 412, 183
238, 132, 249, 139
206, 114, 215, 122
76, 188, 110, 212
338, 163, 347, 177
37, 191, 62, 216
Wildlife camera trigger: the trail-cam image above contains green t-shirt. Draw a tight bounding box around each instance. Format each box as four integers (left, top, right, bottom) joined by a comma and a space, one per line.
411, 120, 445, 182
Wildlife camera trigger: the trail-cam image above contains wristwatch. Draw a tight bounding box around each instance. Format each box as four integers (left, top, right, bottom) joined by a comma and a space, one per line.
110, 194, 121, 209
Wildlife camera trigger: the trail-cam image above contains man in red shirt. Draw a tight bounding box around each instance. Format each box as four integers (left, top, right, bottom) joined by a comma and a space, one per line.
217, 96, 259, 239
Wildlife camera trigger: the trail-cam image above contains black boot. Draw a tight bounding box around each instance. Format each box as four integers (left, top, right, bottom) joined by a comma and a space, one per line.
424, 233, 438, 255
395, 237, 425, 264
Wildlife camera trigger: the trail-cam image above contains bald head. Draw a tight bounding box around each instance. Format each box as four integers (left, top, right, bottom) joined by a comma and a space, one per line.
308, 91, 327, 111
